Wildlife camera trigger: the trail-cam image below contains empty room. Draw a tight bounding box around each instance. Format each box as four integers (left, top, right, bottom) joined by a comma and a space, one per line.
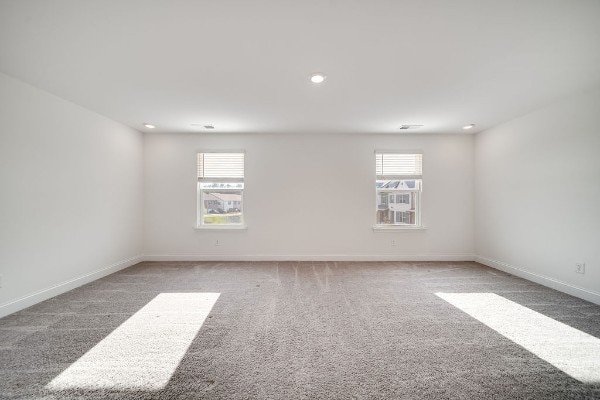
1, 0, 599, 399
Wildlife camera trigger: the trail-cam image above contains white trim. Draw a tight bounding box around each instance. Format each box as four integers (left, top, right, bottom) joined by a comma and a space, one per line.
0, 255, 144, 318
144, 254, 474, 262
5, 253, 595, 320
194, 224, 248, 230
475, 255, 600, 306
374, 149, 424, 155
373, 225, 427, 231
196, 149, 246, 154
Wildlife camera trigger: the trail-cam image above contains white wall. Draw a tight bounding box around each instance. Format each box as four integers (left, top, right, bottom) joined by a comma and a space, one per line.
3, 68, 597, 316
0, 72, 144, 317
144, 133, 474, 260
475, 88, 600, 304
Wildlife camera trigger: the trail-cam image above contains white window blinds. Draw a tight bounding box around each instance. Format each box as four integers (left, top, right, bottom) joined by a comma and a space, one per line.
197, 152, 245, 181
375, 152, 422, 179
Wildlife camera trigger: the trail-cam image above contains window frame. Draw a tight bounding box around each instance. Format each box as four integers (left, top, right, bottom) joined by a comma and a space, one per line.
373, 151, 424, 231
196, 151, 247, 230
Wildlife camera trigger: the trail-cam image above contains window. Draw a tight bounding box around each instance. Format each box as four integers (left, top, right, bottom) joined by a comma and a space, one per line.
396, 193, 409, 204
395, 211, 410, 224
375, 152, 422, 227
380, 193, 389, 205
197, 152, 245, 227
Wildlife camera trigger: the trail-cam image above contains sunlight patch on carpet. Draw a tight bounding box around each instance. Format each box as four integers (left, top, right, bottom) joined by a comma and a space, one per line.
47, 292, 220, 391
436, 292, 600, 384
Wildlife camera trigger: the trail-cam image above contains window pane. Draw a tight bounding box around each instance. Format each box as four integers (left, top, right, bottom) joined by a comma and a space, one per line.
376, 179, 420, 226
202, 190, 243, 225
377, 191, 413, 225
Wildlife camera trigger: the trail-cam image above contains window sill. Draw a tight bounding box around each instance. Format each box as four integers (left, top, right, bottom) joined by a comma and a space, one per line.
373, 225, 427, 231
195, 224, 248, 230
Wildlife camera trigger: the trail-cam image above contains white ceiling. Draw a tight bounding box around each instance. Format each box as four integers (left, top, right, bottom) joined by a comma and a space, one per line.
1, 0, 599, 135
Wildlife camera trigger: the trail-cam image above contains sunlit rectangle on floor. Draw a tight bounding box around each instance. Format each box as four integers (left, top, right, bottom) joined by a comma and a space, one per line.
47, 292, 220, 391
436, 292, 600, 383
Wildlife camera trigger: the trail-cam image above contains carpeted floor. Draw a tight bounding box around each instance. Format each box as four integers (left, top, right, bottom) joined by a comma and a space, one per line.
1, 261, 599, 399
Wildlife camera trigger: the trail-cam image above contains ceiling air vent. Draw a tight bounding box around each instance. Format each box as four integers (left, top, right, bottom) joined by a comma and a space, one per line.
192, 124, 215, 129
399, 124, 424, 130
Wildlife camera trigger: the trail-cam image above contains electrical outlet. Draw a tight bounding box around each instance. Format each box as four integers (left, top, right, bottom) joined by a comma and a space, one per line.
575, 263, 585, 274
391, 239, 396, 247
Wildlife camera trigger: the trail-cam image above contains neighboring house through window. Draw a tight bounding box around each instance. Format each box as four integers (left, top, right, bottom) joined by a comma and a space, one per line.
197, 152, 245, 227
375, 152, 422, 227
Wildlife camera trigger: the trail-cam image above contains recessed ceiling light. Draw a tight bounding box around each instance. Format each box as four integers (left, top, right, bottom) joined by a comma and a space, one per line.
310, 73, 326, 84
143, 123, 156, 129
463, 124, 475, 130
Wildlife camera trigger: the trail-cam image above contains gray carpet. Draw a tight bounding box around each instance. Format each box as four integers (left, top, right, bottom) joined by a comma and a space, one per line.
1, 261, 599, 399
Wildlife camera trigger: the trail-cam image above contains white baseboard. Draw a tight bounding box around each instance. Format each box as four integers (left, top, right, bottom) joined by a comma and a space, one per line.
143, 254, 475, 262
0, 255, 144, 318
2, 254, 596, 318
475, 255, 600, 305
